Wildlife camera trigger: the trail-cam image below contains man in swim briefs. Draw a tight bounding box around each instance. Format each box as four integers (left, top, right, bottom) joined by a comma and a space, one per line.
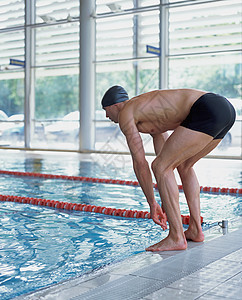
101, 86, 236, 252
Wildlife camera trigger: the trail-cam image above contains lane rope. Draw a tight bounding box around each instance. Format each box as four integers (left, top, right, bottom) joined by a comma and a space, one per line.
0, 169, 240, 225
0, 170, 241, 195
0, 194, 202, 225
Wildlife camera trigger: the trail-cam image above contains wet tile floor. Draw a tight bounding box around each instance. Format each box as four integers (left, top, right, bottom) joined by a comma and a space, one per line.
16, 225, 242, 300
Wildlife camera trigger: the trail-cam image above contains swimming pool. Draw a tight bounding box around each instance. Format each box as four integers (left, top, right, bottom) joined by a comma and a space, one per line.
0, 151, 241, 299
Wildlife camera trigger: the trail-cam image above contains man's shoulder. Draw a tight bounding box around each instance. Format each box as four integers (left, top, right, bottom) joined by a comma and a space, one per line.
119, 102, 135, 124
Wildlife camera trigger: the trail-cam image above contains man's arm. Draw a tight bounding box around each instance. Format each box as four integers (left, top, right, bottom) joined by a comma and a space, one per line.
119, 111, 167, 229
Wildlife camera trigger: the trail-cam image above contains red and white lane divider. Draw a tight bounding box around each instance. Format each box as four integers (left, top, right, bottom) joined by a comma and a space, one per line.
0, 170, 241, 195
0, 194, 202, 225
0, 169, 240, 225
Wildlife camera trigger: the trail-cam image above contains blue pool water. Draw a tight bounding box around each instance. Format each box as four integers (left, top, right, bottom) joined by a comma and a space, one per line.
0, 154, 241, 299
0, 201, 160, 299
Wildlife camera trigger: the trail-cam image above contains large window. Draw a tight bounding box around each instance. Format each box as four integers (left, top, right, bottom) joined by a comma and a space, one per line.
0, 0, 80, 150
0, 1, 25, 147
33, 1, 80, 149
0, 0, 241, 157
168, 0, 241, 156
95, 0, 241, 158
95, 1, 161, 152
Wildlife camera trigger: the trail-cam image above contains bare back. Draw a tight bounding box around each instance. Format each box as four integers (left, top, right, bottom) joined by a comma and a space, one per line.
120, 89, 206, 134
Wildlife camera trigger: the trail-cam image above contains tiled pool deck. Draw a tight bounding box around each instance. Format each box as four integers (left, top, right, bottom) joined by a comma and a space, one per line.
15, 225, 242, 300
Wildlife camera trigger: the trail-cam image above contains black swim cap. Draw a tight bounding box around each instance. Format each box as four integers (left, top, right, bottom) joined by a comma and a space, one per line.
101, 85, 129, 108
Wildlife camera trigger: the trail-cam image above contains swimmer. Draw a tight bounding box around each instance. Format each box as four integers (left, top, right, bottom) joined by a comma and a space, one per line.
101, 86, 236, 251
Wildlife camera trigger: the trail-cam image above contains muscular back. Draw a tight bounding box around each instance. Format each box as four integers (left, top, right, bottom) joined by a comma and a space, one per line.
120, 89, 206, 135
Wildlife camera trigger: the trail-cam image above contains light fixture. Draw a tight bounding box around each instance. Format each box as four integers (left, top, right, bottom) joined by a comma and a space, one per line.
106, 3, 122, 13
67, 13, 73, 22
39, 15, 56, 24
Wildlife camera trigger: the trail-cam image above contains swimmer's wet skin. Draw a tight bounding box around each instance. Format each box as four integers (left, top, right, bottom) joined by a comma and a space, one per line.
101, 86, 236, 251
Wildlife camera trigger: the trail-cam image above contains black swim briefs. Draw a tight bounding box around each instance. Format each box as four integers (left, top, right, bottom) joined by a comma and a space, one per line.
180, 93, 236, 139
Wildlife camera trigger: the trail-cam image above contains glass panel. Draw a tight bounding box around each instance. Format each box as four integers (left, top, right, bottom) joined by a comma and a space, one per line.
168, 0, 235, 4
96, 14, 134, 61
138, 58, 159, 93
0, 30, 25, 74
169, 0, 241, 55
0, 0, 24, 29
96, 61, 136, 103
95, 58, 159, 151
0, 28, 25, 148
169, 52, 242, 157
168, 0, 196, 2
95, 2, 160, 152
139, 0, 160, 7
0, 78, 24, 147
36, 0, 79, 23
169, 52, 241, 95
35, 22, 79, 67
95, 0, 241, 157
33, 68, 79, 150
33, 1, 80, 149
137, 10, 160, 58
168, 0, 241, 158
96, 58, 159, 106
95, 60, 135, 152
96, 9, 160, 62
96, 0, 134, 14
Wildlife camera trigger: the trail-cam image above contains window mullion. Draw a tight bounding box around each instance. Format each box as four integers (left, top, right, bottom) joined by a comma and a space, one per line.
24, 0, 36, 148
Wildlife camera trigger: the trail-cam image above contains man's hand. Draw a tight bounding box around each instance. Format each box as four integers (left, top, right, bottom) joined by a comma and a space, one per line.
150, 201, 167, 230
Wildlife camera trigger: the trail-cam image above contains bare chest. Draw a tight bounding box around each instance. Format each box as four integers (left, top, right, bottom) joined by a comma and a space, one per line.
135, 103, 182, 134
136, 120, 179, 134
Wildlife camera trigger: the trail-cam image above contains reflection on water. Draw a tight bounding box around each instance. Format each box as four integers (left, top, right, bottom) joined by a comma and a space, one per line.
0, 202, 164, 300
0, 154, 241, 299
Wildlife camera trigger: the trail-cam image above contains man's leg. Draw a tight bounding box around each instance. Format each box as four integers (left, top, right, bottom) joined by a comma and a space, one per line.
177, 139, 221, 242
146, 127, 214, 252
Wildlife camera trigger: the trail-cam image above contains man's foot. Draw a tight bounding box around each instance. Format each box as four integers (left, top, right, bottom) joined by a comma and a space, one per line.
146, 235, 187, 252
184, 228, 204, 242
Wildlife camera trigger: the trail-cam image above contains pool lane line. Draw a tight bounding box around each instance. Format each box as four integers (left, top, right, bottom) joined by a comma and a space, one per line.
0, 170, 241, 195
0, 194, 203, 225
